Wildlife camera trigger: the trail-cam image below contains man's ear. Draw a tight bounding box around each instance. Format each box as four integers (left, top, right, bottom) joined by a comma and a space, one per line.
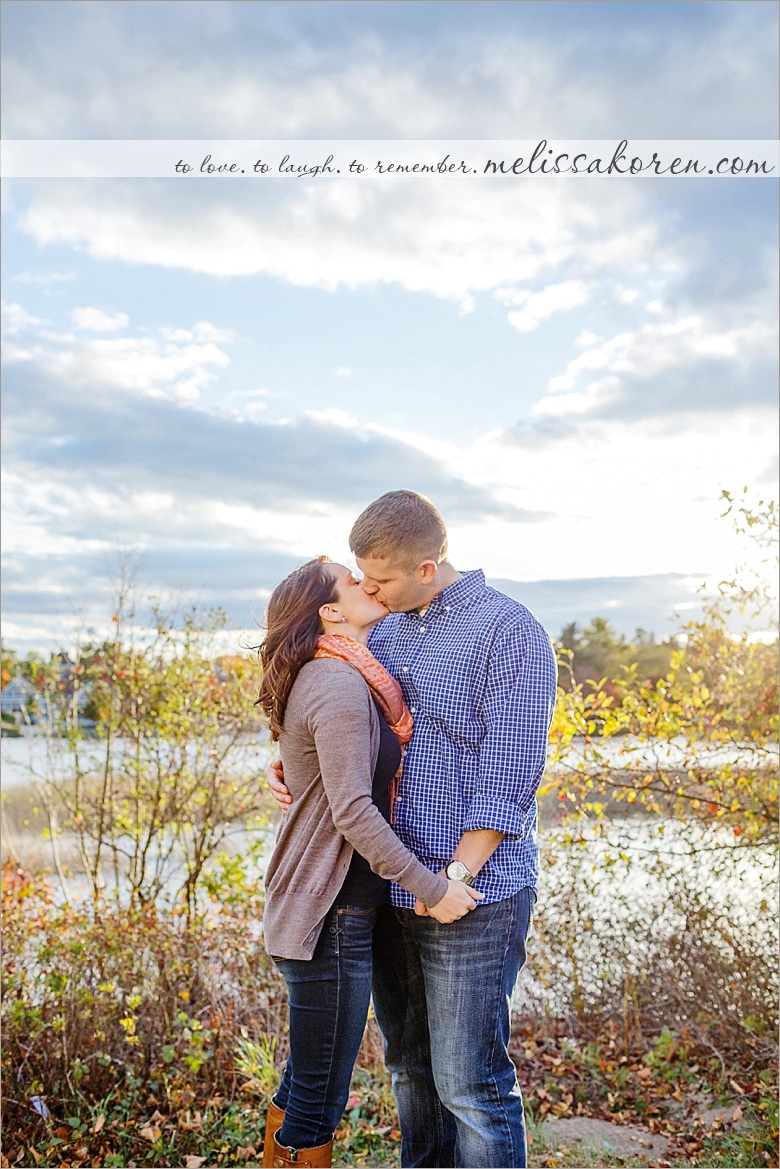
418, 560, 438, 584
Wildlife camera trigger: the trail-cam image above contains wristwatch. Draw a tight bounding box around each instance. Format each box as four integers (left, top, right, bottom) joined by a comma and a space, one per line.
446, 859, 475, 885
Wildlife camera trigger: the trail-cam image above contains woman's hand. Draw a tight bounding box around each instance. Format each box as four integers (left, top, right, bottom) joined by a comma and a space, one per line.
426, 880, 484, 923
266, 759, 292, 812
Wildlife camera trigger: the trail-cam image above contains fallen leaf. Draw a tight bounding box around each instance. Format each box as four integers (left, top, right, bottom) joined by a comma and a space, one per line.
732, 1105, 743, 1122
139, 1125, 161, 1142
93, 1114, 105, 1134
730, 1079, 745, 1095
184, 1158, 206, 1169
236, 1147, 256, 1160
178, 1109, 203, 1131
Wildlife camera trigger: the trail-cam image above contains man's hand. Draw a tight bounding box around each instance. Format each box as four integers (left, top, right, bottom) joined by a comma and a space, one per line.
266, 758, 292, 812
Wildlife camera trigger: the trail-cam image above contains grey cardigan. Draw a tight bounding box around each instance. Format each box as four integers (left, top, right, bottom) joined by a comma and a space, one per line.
263, 657, 448, 960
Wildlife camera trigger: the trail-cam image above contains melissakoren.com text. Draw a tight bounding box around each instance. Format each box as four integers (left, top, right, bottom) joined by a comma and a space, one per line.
482, 140, 775, 176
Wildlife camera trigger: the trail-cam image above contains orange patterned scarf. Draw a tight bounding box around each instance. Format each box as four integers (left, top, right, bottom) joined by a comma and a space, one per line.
314, 634, 413, 750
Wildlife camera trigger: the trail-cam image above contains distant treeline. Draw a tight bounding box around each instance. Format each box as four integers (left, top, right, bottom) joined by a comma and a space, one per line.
1, 615, 674, 702
555, 617, 677, 690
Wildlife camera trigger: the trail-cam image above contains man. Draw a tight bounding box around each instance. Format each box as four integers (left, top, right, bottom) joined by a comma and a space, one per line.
268, 490, 557, 1168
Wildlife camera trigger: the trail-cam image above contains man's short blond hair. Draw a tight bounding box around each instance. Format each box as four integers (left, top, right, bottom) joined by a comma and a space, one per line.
349, 490, 448, 571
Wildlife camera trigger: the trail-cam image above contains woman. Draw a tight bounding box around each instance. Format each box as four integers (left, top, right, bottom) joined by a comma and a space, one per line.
256, 557, 482, 1169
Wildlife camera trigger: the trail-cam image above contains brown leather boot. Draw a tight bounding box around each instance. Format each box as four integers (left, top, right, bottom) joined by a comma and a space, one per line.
262, 1100, 286, 1168
271, 1132, 333, 1167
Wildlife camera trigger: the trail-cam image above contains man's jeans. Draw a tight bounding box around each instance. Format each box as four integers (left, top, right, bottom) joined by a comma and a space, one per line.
273, 903, 378, 1149
372, 888, 535, 1169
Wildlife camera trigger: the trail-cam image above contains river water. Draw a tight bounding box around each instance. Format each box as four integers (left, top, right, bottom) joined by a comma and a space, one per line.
3, 732, 775, 923
3, 733, 775, 1023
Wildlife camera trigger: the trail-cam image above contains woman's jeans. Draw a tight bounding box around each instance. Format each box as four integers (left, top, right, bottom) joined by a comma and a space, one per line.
371, 888, 536, 1169
272, 903, 378, 1149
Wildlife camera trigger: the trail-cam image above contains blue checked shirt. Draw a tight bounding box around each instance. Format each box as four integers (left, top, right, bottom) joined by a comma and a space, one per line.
367, 570, 557, 907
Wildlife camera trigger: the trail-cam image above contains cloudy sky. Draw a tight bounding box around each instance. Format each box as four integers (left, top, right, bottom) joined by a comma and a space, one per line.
2, 0, 778, 654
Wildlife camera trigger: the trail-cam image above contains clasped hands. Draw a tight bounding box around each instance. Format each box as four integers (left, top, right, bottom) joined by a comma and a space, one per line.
265, 760, 483, 922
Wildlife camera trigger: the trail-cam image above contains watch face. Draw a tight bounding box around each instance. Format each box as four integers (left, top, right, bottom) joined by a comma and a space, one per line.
447, 861, 468, 881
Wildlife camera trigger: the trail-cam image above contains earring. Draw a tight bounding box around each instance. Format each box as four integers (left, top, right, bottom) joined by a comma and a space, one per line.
340, 616, 347, 623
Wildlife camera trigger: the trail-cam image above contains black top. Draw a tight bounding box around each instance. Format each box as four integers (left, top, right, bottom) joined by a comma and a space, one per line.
336, 705, 401, 906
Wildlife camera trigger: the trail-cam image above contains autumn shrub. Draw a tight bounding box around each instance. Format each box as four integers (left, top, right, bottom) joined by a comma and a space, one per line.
20, 601, 270, 918
1, 858, 288, 1161
522, 819, 778, 1073
532, 494, 779, 1078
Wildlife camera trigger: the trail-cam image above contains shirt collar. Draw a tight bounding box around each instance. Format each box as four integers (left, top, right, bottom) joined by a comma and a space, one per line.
406, 569, 486, 619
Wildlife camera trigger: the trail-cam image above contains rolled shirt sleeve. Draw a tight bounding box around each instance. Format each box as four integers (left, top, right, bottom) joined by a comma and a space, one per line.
463, 619, 558, 837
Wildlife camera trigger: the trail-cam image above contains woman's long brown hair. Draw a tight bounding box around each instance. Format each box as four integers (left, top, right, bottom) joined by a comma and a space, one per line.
255, 557, 338, 740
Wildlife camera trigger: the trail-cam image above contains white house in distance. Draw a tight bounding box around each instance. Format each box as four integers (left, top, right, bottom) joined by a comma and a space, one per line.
1, 671, 37, 732
0, 671, 35, 716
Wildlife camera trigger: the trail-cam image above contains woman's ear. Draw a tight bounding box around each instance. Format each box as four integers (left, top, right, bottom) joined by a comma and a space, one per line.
319, 603, 344, 624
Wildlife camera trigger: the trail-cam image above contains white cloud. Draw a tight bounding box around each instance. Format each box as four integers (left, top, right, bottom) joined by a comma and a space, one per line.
16, 178, 659, 312
453, 413, 777, 585
1, 300, 50, 336
504, 280, 591, 333
73, 335, 232, 402
539, 313, 777, 415
217, 389, 270, 422
71, 306, 129, 332
4, 312, 234, 404
12, 270, 78, 286
2, 2, 775, 139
